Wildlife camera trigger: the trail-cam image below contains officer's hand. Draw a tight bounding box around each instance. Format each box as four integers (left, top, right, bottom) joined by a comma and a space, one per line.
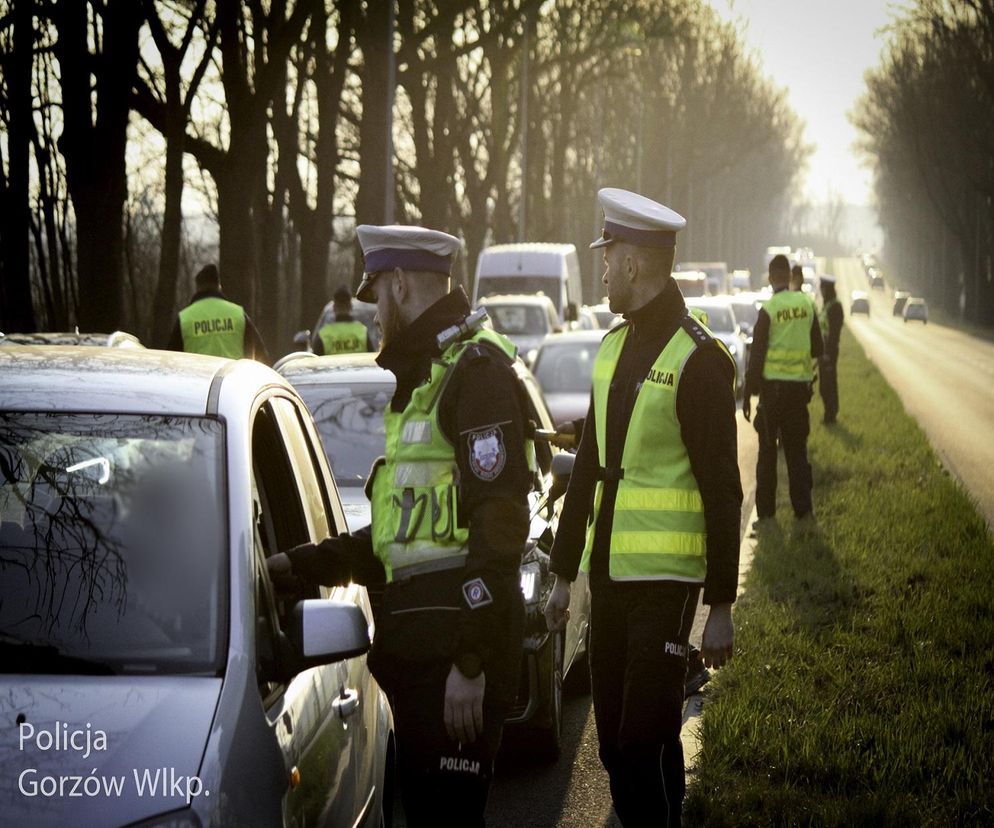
544, 576, 572, 632
444, 664, 486, 744
742, 395, 752, 422
701, 603, 734, 669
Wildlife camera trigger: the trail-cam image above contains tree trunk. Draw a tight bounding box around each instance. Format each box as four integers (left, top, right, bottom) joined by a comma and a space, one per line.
2, 0, 37, 332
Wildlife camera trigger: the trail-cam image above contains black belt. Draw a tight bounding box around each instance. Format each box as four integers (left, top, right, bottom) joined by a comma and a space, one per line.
596, 466, 625, 482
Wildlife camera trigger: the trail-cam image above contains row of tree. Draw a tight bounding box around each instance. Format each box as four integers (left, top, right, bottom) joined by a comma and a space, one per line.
0, 0, 809, 349
854, 0, 994, 326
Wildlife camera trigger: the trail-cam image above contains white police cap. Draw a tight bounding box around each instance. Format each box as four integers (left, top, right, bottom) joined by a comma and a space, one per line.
355, 224, 460, 303
820, 273, 837, 285
590, 188, 687, 250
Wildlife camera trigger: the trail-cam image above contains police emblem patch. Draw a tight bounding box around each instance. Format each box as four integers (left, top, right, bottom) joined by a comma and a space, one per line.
467, 426, 506, 481
462, 577, 493, 609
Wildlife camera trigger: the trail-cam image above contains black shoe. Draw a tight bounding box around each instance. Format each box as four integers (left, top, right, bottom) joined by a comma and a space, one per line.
685, 651, 711, 698
750, 516, 776, 537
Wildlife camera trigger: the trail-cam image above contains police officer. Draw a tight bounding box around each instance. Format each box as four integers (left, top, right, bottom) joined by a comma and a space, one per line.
544, 189, 742, 827
310, 285, 374, 355
167, 264, 269, 361
818, 274, 844, 425
790, 263, 804, 292
267, 225, 531, 827
743, 254, 824, 523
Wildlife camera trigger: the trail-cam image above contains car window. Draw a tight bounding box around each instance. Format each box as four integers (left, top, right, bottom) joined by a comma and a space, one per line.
0, 413, 226, 676
484, 304, 550, 336
270, 397, 331, 540
688, 305, 735, 333
295, 382, 392, 487
533, 341, 601, 394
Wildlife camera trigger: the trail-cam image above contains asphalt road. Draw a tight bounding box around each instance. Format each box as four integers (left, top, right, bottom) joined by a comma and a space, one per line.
835, 257, 994, 527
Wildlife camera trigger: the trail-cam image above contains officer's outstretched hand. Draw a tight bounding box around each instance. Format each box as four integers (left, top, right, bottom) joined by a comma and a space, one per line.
266, 552, 297, 590
742, 394, 752, 422
701, 602, 734, 669
544, 576, 572, 632
445, 665, 486, 744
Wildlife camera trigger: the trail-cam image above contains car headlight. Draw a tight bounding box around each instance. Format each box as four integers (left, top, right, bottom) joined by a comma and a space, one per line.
526, 348, 538, 365
519, 561, 541, 604
727, 343, 737, 356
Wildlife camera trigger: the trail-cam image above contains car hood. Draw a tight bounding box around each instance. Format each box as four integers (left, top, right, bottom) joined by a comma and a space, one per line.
338, 486, 372, 533
504, 333, 548, 356
544, 392, 592, 427
0, 676, 222, 826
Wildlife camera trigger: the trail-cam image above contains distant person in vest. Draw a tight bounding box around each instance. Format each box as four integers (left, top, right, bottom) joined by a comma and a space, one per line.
266, 225, 532, 827
742, 254, 824, 526
543, 188, 742, 827
310, 285, 374, 355
818, 274, 844, 425
168, 264, 269, 362
790, 263, 804, 292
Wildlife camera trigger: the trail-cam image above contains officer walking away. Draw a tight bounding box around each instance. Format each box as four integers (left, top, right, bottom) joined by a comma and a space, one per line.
818, 274, 844, 425
544, 189, 742, 827
311, 285, 375, 355
743, 254, 824, 525
167, 264, 269, 362
790, 263, 804, 292
267, 226, 531, 827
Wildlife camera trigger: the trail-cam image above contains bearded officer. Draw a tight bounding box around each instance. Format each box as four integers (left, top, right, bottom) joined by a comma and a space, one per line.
267, 225, 532, 827
167, 263, 269, 361
544, 189, 742, 827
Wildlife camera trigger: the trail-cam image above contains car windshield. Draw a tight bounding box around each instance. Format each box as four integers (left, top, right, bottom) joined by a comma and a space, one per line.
533, 340, 602, 393
730, 301, 759, 329
689, 305, 735, 333
484, 304, 550, 336
296, 382, 392, 486
477, 277, 560, 312
0, 413, 226, 675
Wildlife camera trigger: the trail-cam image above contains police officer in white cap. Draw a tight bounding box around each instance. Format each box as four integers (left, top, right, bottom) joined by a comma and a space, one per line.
544, 189, 742, 826
268, 225, 535, 826
818, 273, 843, 424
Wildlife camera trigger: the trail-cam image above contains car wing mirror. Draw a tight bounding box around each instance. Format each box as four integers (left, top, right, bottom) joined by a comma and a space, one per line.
293, 329, 311, 349
286, 599, 370, 675
550, 451, 575, 504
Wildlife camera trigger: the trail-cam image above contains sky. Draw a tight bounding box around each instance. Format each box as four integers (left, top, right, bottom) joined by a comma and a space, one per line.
713, 0, 899, 207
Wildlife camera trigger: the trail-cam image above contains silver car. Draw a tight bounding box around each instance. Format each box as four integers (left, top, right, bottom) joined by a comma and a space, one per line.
530, 329, 607, 427
0, 346, 393, 827
685, 297, 748, 397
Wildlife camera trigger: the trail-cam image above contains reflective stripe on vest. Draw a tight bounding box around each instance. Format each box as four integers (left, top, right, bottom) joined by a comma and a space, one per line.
370, 326, 532, 583
762, 290, 815, 381
319, 320, 367, 354
179, 297, 246, 359
579, 317, 733, 582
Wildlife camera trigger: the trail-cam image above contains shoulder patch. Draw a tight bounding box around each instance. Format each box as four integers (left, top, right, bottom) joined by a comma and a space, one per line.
467, 426, 507, 481
463, 577, 493, 609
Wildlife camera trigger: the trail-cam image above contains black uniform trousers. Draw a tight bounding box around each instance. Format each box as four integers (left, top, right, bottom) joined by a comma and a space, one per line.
755, 379, 814, 519
589, 577, 700, 828
389, 663, 513, 828
819, 358, 839, 423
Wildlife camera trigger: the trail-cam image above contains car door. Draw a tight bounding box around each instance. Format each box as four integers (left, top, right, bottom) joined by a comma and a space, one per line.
250, 397, 357, 827
271, 396, 382, 827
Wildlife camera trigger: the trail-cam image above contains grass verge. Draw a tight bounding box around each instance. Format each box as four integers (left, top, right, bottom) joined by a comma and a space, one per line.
685, 328, 994, 826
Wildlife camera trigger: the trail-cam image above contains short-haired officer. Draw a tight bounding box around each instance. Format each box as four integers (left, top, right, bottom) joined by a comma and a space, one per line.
743, 254, 824, 523
267, 226, 533, 827
167, 264, 269, 362
311, 285, 374, 355
818, 273, 844, 424
544, 189, 742, 826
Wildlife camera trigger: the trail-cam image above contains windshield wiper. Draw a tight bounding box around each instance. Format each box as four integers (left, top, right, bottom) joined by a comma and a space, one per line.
0, 639, 119, 676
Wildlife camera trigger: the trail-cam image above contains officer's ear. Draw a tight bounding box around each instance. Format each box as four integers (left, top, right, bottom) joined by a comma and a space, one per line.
624, 253, 638, 282
393, 267, 408, 302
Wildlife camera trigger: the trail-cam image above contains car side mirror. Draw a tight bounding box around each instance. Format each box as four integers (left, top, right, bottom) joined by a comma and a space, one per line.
286, 599, 370, 675
550, 451, 575, 504
293, 329, 311, 349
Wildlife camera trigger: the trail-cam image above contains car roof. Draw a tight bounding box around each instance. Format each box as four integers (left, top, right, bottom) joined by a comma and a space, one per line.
537, 329, 609, 347
0, 331, 142, 347
277, 352, 391, 385
479, 242, 576, 254
478, 293, 556, 307
0, 346, 288, 415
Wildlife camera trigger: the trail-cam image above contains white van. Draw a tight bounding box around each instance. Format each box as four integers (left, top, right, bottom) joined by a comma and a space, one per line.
473, 243, 583, 323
